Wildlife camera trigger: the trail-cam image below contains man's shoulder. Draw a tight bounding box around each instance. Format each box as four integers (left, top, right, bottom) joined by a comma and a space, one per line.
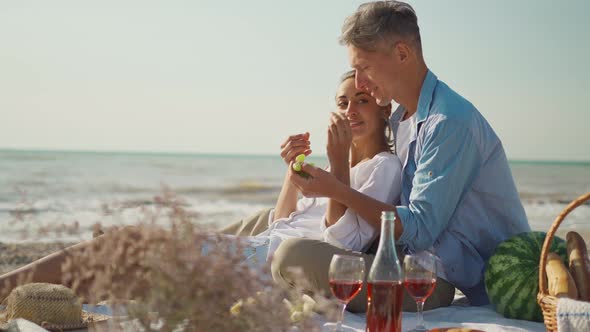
429, 79, 477, 123
423, 77, 500, 153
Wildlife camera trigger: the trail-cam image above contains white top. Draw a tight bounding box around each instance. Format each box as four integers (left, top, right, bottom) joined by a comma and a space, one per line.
256, 152, 402, 260
395, 113, 416, 167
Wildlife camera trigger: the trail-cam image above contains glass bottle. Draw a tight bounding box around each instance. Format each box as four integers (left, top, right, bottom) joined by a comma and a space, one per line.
366, 211, 404, 332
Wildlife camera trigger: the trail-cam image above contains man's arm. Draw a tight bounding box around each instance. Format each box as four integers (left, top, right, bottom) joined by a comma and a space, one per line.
331, 180, 405, 239
395, 120, 480, 252
321, 156, 402, 252
290, 165, 405, 239
291, 120, 480, 250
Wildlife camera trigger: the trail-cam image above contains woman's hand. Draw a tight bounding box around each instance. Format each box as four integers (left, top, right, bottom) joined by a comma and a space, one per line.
327, 112, 352, 169
280, 132, 311, 166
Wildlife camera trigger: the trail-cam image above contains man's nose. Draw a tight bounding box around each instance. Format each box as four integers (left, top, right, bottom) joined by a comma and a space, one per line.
355, 73, 369, 91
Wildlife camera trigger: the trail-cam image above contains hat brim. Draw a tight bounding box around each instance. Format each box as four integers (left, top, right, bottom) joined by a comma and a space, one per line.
0, 309, 110, 331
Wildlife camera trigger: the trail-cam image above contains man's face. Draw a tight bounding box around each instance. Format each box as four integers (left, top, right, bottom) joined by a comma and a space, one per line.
348, 44, 403, 106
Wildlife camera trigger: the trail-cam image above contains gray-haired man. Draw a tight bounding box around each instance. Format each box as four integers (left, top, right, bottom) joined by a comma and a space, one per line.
225, 0, 529, 312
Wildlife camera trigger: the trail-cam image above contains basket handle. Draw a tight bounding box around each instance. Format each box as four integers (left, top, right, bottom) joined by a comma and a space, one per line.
538, 192, 590, 296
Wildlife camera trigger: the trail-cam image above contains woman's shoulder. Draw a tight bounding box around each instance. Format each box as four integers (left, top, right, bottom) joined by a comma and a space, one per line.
356, 152, 401, 172
350, 152, 402, 189
370, 152, 401, 168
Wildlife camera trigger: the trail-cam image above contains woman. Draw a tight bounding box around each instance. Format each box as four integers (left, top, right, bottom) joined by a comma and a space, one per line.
0, 70, 402, 296
244, 69, 401, 264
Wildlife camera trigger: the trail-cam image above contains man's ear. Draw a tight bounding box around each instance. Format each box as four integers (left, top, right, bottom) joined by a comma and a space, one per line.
394, 42, 411, 63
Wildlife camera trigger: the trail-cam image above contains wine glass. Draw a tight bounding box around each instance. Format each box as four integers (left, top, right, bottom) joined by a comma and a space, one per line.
328, 254, 365, 331
403, 251, 437, 332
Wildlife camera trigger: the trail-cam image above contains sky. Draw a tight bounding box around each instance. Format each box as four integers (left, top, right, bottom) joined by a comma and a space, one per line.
0, 0, 589, 161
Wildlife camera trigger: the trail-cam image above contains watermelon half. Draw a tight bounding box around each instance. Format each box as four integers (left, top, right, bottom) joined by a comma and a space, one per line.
484, 231, 567, 322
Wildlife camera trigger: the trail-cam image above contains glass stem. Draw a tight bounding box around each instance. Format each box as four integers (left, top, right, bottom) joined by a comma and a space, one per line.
416, 300, 425, 328
335, 302, 347, 331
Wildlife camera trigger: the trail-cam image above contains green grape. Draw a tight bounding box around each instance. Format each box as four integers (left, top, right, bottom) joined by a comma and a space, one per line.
295, 154, 306, 163
292, 162, 302, 172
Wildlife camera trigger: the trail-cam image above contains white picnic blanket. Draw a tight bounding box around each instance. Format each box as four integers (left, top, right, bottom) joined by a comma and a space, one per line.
81, 302, 545, 332
557, 297, 590, 332
4, 303, 545, 332
319, 303, 546, 332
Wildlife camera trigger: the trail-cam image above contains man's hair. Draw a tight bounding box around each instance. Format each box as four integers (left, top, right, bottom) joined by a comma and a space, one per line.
339, 1, 422, 53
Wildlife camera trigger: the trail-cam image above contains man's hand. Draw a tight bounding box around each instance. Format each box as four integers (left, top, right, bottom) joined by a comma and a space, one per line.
280, 132, 311, 166
288, 162, 344, 198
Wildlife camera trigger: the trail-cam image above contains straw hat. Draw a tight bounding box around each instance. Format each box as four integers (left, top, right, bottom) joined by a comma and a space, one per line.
0, 283, 109, 331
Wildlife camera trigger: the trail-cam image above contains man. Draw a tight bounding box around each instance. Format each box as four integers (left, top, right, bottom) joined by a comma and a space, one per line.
269, 0, 530, 311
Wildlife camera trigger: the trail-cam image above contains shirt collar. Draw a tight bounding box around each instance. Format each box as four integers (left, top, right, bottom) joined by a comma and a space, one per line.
391, 105, 406, 123
415, 69, 438, 123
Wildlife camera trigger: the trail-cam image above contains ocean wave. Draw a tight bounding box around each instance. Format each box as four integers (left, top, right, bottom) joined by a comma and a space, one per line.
24, 181, 283, 197
175, 181, 281, 196
519, 192, 590, 206
103, 183, 159, 194
221, 181, 280, 194
1, 193, 587, 244
0, 201, 66, 216
0, 152, 61, 162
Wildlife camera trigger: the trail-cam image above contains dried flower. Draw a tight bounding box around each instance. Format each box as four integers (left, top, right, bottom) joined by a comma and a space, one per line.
54, 190, 334, 331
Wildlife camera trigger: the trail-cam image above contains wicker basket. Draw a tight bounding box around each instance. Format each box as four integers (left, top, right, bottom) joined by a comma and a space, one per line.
537, 191, 590, 332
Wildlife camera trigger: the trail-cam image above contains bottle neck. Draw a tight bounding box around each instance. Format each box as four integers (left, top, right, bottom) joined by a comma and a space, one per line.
368, 216, 402, 282
377, 216, 396, 254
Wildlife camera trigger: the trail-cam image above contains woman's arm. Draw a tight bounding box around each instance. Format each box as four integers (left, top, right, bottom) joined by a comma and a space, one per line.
325, 112, 352, 227
325, 165, 349, 226
273, 168, 300, 221
272, 132, 311, 222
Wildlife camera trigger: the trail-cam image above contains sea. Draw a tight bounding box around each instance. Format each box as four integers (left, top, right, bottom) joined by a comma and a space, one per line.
1, 149, 589, 243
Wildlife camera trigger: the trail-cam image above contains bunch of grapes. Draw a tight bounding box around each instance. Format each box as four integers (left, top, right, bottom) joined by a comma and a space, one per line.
292, 154, 314, 179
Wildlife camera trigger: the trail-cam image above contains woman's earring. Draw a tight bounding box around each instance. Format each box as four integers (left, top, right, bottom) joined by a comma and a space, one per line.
384, 119, 395, 154
385, 119, 393, 142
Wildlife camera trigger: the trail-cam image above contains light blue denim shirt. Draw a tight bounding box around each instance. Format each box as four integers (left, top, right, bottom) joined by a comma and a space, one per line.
391, 70, 530, 305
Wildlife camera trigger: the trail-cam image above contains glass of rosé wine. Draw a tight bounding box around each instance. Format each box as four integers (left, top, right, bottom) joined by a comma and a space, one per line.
404, 251, 437, 332
328, 254, 365, 331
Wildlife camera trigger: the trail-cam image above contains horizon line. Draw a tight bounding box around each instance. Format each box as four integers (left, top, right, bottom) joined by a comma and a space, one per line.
1, 147, 589, 165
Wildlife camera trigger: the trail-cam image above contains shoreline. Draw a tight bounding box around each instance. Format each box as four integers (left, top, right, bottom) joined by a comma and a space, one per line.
1, 230, 588, 276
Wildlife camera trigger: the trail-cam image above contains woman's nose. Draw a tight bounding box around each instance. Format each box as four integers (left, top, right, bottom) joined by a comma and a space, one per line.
346, 104, 358, 117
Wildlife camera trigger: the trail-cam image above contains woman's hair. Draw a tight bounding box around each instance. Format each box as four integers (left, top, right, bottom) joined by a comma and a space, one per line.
338, 70, 394, 154
339, 70, 356, 84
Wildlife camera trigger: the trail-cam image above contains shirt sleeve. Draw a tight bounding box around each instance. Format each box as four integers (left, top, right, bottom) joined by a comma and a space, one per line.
397, 120, 481, 252
322, 155, 402, 252
267, 209, 275, 227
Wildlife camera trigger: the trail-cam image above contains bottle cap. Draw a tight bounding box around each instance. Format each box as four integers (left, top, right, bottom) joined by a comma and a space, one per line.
381, 211, 396, 220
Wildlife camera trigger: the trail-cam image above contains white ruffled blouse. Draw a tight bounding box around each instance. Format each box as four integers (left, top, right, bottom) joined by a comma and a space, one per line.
256, 152, 402, 260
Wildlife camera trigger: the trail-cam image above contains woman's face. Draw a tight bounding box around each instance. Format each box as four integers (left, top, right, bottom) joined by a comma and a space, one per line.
335, 77, 388, 142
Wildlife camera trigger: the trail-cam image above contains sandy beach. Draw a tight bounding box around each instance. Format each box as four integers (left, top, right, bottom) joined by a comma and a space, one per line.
0, 242, 74, 275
